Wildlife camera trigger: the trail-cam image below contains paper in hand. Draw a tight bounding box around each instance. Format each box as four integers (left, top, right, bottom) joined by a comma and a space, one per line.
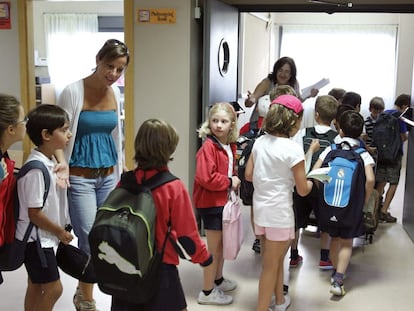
307, 167, 332, 183
301, 78, 330, 99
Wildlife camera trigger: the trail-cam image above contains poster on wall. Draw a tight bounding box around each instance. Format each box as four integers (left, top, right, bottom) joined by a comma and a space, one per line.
137, 8, 176, 24
0, 2, 11, 29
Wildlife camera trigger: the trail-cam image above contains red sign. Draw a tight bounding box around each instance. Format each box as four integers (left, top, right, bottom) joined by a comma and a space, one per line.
0, 2, 11, 30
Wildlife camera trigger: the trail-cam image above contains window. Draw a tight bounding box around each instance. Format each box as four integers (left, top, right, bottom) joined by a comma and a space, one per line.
280, 24, 397, 116
44, 14, 124, 97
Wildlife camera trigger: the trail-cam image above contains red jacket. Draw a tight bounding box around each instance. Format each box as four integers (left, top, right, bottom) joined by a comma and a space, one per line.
134, 168, 212, 267
193, 136, 237, 209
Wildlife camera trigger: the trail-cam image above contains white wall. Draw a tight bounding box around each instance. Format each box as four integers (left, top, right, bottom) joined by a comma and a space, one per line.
133, 0, 199, 188
0, 2, 21, 98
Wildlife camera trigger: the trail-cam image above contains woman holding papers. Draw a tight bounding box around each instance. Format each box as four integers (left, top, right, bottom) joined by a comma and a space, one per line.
245, 56, 318, 108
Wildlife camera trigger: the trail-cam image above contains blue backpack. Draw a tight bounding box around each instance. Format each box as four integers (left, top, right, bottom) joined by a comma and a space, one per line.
319, 142, 366, 227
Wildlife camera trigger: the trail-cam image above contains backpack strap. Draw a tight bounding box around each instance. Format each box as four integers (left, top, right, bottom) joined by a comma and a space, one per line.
119, 170, 178, 255
17, 160, 51, 205
335, 141, 366, 154
16, 160, 51, 268
119, 170, 178, 193
142, 171, 178, 190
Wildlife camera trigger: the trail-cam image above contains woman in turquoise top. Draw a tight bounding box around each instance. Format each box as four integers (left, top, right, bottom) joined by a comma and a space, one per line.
56, 39, 129, 311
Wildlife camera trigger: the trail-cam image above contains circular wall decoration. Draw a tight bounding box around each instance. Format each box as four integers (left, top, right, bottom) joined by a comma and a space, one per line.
218, 38, 230, 77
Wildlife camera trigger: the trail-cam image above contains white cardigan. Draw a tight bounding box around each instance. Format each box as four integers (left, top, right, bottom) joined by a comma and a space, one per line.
57, 79, 123, 180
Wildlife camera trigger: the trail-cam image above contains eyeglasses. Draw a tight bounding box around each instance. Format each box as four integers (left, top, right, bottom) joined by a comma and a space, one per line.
104, 39, 129, 56
14, 116, 29, 125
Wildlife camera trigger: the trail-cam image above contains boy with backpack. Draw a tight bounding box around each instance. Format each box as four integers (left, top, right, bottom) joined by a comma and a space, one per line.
373, 94, 409, 223
109, 119, 212, 311
291, 95, 338, 270
313, 110, 375, 296
363, 96, 385, 147
15, 104, 74, 311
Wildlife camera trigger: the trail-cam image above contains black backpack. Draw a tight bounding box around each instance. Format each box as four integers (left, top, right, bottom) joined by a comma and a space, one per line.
237, 130, 264, 206
319, 142, 366, 228
371, 112, 402, 164
0, 160, 50, 284
89, 170, 177, 304
303, 127, 338, 169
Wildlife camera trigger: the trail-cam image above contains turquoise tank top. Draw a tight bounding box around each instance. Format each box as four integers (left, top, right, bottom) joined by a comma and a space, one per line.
70, 110, 118, 168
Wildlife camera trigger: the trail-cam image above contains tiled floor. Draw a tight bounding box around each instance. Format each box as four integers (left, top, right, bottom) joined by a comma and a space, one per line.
1, 162, 412, 311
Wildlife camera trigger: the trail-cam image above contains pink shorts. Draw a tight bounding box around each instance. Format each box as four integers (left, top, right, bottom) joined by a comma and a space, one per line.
254, 224, 295, 242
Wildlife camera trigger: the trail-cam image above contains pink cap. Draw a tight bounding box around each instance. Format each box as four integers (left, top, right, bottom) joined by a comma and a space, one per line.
271, 95, 303, 114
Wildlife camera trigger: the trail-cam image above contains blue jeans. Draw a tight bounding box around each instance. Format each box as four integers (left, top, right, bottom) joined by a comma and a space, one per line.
68, 173, 117, 255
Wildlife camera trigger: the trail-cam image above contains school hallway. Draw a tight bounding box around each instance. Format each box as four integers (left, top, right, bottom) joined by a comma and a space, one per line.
0, 162, 413, 311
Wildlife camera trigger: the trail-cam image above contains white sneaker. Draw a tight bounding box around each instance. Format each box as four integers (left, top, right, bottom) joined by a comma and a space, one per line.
275, 294, 291, 311
269, 295, 276, 308
216, 278, 237, 292
197, 288, 233, 305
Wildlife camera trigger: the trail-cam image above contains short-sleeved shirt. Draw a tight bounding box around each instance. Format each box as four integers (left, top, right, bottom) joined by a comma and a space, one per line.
318, 137, 375, 167
252, 134, 304, 229
16, 150, 69, 248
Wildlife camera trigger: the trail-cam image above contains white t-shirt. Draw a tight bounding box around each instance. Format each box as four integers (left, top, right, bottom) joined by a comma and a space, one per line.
318, 137, 375, 167
16, 150, 69, 248
251, 134, 304, 228
221, 143, 233, 177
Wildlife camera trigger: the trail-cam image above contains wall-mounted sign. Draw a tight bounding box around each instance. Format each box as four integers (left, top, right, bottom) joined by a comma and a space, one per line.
0, 2, 11, 29
137, 9, 176, 24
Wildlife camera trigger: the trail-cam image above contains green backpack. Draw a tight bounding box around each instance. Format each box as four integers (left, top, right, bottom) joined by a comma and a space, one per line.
88, 170, 177, 304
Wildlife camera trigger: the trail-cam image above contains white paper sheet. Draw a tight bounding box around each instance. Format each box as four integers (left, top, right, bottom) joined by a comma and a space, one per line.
301, 78, 330, 99
307, 167, 332, 183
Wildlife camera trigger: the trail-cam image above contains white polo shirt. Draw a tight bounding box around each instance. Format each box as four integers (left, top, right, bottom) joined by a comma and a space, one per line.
16, 149, 69, 248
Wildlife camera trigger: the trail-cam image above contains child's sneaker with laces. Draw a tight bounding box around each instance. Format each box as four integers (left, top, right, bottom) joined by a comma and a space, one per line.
217, 278, 237, 291
73, 287, 83, 311
319, 259, 334, 270
289, 255, 303, 268
78, 299, 98, 311
252, 238, 261, 253
330, 281, 346, 296
73, 287, 99, 311
275, 294, 291, 311
197, 288, 233, 305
